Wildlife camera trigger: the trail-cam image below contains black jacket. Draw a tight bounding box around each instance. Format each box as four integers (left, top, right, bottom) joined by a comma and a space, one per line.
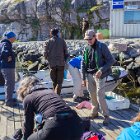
23, 88, 71, 140
0, 39, 15, 68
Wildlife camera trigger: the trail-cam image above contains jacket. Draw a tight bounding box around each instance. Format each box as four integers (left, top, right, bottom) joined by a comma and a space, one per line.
0, 39, 15, 68
69, 56, 82, 69
82, 40, 116, 80
23, 85, 71, 139
44, 36, 69, 67
117, 122, 140, 140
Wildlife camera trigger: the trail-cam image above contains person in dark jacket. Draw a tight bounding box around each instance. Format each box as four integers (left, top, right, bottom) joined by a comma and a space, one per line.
17, 76, 83, 140
44, 28, 69, 95
83, 29, 119, 125
0, 31, 16, 107
82, 18, 89, 37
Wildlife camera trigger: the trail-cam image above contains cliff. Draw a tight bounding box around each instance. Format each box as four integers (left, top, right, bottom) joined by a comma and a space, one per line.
0, 0, 110, 41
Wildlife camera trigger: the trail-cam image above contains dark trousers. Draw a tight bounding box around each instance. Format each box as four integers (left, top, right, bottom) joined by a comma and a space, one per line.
28, 111, 84, 140
1, 68, 15, 103
50, 66, 64, 95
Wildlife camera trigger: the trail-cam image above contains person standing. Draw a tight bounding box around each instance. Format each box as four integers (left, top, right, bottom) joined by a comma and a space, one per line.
44, 28, 69, 95
82, 18, 89, 37
82, 29, 118, 125
0, 31, 16, 107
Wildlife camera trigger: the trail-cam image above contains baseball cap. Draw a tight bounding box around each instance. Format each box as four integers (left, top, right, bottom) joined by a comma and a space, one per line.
84, 29, 95, 40
5, 31, 16, 39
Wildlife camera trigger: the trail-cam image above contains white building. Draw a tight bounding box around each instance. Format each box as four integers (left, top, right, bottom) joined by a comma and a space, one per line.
110, 0, 140, 38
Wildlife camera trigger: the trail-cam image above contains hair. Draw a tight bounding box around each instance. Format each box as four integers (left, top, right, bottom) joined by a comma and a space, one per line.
132, 113, 140, 123
50, 28, 59, 37
17, 76, 41, 101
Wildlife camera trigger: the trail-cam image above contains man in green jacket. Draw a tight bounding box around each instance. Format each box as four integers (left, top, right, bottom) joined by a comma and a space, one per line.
82, 29, 119, 125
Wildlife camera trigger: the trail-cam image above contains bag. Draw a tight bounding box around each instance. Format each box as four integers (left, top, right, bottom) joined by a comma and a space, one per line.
81, 131, 105, 140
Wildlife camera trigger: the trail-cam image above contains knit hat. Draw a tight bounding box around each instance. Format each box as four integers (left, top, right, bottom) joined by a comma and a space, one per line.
5, 31, 16, 39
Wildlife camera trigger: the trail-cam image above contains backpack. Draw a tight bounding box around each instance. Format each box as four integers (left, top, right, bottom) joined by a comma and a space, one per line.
81, 131, 105, 140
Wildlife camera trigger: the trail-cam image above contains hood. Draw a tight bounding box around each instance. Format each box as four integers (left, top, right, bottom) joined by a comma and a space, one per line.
1, 39, 12, 45
131, 122, 140, 137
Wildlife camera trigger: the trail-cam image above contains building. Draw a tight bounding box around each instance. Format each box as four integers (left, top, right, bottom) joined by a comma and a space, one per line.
110, 0, 140, 38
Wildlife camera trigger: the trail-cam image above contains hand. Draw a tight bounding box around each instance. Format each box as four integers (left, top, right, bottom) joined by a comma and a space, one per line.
95, 70, 102, 79
82, 80, 87, 87
8, 56, 12, 62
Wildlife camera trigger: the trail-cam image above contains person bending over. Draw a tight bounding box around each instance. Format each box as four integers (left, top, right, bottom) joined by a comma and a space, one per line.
17, 76, 83, 140
68, 55, 89, 103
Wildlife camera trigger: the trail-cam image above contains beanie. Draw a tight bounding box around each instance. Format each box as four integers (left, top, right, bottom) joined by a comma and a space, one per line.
5, 32, 16, 39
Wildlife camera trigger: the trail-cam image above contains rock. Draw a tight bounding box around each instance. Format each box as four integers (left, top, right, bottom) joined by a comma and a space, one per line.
0, 0, 110, 41
108, 43, 127, 52
138, 77, 140, 85
135, 56, 140, 65
122, 58, 133, 66
27, 61, 39, 71
126, 47, 140, 58
11, 39, 140, 85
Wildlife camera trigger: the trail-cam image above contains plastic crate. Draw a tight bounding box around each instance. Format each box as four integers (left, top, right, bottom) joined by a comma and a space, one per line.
105, 92, 130, 110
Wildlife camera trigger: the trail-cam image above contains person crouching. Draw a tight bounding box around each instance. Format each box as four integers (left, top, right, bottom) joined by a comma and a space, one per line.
17, 76, 83, 140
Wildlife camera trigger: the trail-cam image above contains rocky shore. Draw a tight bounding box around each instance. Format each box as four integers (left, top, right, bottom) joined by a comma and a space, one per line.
0, 38, 140, 104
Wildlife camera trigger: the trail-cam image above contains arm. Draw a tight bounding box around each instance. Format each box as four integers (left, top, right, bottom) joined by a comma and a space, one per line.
63, 40, 69, 62
82, 48, 88, 81
82, 59, 86, 81
1, 43, 13, 62
23, 97, 35, 140
43, 41, 49, 60
99, 43, 116, 73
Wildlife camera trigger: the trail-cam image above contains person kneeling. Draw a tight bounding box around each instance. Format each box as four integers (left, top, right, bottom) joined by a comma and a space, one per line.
17, 76, 84, 140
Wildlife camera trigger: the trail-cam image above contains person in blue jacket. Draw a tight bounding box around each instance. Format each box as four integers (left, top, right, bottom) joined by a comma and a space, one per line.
68, 55, 89, 102
0, 31, 16, 107
117, 113, 140, 140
